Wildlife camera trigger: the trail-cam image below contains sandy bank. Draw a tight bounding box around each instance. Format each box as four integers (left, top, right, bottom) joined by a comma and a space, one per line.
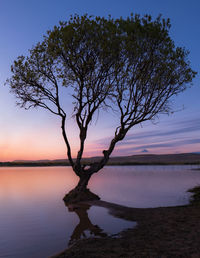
51, 200, 200, 257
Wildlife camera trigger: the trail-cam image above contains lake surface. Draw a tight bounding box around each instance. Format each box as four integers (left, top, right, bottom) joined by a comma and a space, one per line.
0, 165, 200, 257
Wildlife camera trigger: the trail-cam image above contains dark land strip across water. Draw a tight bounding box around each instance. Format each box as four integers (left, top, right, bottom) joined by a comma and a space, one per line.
1, 153, 200, 166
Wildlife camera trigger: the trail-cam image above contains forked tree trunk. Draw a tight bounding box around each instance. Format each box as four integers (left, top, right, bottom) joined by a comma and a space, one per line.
63, 172, 100, 204
61, 113, 127, 204
75, 174, 91, 192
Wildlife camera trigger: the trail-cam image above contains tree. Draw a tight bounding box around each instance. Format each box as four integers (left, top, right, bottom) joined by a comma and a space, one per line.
7, 14, 196, 203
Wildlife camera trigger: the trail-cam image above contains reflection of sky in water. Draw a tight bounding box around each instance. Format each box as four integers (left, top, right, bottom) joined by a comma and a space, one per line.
89, 206, 135, 235
67, 204, 135, 247
0, 165, 200, 257
90, 165, 200, 207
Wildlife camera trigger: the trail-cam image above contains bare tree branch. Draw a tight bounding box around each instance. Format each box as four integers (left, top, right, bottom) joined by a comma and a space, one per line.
7, 14, 196, 187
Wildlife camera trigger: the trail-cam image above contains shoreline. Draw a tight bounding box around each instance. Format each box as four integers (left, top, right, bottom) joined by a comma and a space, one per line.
0, 163, 200, 167
1, 153, 200, 167
52, 201, 200, 257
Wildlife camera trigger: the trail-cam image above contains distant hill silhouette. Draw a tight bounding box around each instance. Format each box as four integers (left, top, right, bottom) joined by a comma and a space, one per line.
13, 159, 50, 163
0, 153, 199, 166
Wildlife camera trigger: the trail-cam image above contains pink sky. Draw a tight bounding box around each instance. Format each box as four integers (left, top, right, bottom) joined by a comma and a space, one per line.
0, 0, 199, 161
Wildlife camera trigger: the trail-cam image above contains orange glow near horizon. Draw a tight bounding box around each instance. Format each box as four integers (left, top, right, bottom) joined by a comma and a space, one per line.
0, 112, 199, 162
0, 0, 199, 162
1, 138, 198, 162
0, 167, 79, 202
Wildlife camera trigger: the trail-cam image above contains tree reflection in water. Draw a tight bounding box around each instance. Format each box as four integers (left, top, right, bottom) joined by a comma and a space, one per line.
67, 203, 107, 246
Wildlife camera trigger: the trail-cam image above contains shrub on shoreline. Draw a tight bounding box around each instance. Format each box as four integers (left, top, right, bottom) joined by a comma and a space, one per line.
188, 186, 200, 205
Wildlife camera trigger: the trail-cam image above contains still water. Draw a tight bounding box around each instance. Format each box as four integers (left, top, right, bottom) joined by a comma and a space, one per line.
0, 165, 199, 257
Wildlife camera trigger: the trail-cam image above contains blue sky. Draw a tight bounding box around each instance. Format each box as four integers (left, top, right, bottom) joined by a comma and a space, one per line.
0, 0, 199, 161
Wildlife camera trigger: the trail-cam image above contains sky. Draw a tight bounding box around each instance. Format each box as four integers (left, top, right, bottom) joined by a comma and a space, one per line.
0, 0, 199, 161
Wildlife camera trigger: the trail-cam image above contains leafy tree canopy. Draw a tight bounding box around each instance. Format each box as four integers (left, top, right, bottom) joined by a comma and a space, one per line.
7, 14, 196, 195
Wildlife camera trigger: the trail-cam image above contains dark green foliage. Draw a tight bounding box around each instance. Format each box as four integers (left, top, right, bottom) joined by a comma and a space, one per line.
7, 14, 197, 184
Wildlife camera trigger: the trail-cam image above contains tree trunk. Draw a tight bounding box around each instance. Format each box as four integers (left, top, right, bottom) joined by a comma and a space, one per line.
63, 173, 100, 204
76, 174, 91, 192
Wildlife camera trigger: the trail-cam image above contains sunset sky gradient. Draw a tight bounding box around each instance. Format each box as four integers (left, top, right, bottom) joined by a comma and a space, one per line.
0, 0, 199, 161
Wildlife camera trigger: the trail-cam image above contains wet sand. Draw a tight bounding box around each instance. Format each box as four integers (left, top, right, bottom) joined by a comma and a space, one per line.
52, 201, 200, 257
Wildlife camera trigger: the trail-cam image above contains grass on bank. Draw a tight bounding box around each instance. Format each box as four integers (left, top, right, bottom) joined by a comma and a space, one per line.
188, 185, 200, 205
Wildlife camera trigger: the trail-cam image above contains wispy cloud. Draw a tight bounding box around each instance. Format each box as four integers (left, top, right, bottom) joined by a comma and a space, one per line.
93, 115, 200, 155
129, 138, 200, 150
124, 118, 200, 142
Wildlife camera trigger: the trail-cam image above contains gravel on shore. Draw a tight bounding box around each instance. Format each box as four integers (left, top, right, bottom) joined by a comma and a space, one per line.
52, 201, 200, 258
